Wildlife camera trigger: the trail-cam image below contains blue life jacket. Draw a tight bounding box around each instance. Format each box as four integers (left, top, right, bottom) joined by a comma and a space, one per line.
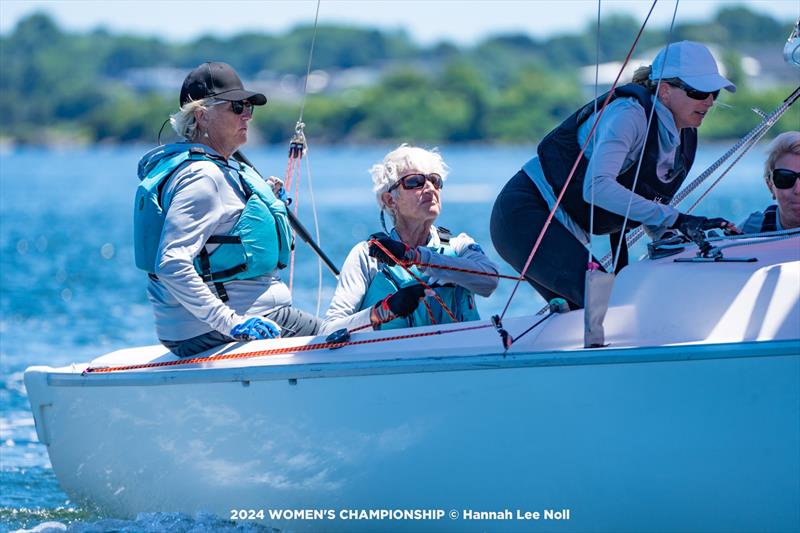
134, 143, 293, 297
358, 227, 481, 330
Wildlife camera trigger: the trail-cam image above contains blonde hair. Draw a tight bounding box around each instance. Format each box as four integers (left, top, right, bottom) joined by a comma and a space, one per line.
169, 98, 212, 141
370, 144, 449, 221
632, 65, 655, 90
764, 131, 800, 191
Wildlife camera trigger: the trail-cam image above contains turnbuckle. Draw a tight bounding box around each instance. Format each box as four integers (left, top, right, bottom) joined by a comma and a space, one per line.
289, 121, 307, 159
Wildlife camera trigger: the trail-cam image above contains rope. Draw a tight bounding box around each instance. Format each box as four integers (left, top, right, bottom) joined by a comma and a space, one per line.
499, 0, 659, 321
83, 323, 494, 375
369, 239, 458, 322
412, 261, 523, 280
611, 0, 680, 273
304, 154, 324, 315
588, 0, 601, 261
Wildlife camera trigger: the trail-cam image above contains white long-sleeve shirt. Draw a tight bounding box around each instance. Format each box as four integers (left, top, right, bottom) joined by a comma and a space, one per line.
320, 228, 498, 334
523, 94, 683, 243
147, 149, 291, 342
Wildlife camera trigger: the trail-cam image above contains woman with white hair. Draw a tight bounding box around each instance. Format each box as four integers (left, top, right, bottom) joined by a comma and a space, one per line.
134, 61, 320, 357
741, 131, 800, 233
321, 144, 498, 334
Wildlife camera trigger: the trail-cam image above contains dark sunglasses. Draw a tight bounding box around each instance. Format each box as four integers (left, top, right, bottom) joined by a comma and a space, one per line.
667, 79, 720, 101
389, 173, 444, 192
771, 168, 800, 189
229, 100, 254, 115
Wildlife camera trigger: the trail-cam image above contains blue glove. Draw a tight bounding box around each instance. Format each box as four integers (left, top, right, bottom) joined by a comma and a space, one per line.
230, 317, 281, 341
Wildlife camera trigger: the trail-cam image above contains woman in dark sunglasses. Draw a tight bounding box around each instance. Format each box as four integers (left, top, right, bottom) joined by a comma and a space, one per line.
741, 131, 800, 233
491, 41, 739, 310
134, 61, 320, 358
321, 144, 499, 334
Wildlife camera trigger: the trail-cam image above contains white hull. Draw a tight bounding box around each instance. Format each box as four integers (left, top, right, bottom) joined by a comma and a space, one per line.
25, 235, 800, 532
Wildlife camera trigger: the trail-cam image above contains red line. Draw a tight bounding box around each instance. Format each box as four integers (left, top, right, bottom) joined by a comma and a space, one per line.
83, 323, 493, 374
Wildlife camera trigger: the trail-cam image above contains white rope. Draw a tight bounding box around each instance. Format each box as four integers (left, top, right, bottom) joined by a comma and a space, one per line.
588, 0, 602, 261
304, 153, 324, 316
611, 0, 680, 273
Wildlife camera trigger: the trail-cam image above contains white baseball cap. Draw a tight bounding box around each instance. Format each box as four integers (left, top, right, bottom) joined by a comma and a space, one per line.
649, 41, 736, 93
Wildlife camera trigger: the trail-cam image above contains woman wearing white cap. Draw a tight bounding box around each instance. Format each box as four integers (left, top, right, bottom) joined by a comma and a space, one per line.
490, 41, 738, 310
134, 61, 320, 357
321, 144, 498, 334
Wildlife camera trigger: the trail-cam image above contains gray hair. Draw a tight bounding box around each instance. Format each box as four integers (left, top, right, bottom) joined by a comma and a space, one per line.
370, 144, 449, 222
764, 131, 800, 191
169, 98, 212, 141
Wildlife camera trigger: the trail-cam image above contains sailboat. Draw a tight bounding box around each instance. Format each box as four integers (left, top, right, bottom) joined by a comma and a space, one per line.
23, 8, 800, 533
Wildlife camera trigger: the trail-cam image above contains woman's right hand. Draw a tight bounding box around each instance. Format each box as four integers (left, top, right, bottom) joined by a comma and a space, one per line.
671, 213, 740, 236
230, 316, 282, 341
371, 284, 427, 325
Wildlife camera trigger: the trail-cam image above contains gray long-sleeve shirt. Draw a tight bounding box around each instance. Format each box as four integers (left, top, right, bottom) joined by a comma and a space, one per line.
523, 94, 682, 243
320, 228, 498, 334
147, 150, 291, 342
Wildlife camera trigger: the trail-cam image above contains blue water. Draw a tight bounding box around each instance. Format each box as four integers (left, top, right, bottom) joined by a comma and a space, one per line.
0, 142, 773, 532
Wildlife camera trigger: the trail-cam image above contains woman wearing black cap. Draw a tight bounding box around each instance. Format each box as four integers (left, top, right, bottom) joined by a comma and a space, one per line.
134, 62, 320, 357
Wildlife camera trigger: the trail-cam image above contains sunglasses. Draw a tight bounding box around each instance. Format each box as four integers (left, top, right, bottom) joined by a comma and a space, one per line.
211, 99, 254, 115
771, 168, 800, 189
389, 173, 444, 192
667, 79, 720, 101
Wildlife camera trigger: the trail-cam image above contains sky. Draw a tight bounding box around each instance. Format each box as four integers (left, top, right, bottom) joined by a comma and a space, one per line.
1, 0, 797, 45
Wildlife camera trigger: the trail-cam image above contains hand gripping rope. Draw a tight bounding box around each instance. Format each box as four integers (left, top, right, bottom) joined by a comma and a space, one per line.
369, 238, 459, 323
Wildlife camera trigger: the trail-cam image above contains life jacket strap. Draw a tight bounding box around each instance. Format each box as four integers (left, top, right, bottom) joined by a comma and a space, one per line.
206, 235, 242, 244
198, 247, 231, 302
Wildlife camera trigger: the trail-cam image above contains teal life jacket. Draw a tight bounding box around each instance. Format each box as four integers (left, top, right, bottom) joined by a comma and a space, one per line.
134, 143, 293, 300
358, 227, 481, 330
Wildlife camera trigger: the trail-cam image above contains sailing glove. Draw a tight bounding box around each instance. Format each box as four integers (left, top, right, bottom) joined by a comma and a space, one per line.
372, 284, 427, 324
671, 213, 739, 236
368, 237, 418, 266
230, 316, 281, 341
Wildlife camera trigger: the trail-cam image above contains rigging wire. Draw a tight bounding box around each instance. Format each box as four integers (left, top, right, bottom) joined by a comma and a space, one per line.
611, 0, 680, 273
283, 0, 324, 303
498, 0, 659, 322
598, 85, 800, 270
587, 0, 601, 262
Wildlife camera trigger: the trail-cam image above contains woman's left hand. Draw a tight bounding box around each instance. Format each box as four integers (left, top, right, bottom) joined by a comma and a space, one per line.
266, 176, 287, 201
369, 237, 417, 265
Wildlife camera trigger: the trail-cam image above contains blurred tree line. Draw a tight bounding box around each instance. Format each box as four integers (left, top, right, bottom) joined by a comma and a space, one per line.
0, 6, 796, 146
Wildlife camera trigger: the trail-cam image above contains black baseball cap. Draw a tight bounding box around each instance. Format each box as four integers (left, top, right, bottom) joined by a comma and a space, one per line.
179, 61, 267, 106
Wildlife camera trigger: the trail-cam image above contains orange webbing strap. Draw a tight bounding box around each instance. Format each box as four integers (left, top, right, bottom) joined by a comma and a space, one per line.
82, 323, 493, 375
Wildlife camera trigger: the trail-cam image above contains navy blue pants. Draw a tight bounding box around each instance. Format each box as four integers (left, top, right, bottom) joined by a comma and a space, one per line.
490, 170, 603, 310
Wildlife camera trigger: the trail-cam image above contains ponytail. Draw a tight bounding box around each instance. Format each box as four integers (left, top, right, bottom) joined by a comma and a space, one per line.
632, 65, 657, 92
